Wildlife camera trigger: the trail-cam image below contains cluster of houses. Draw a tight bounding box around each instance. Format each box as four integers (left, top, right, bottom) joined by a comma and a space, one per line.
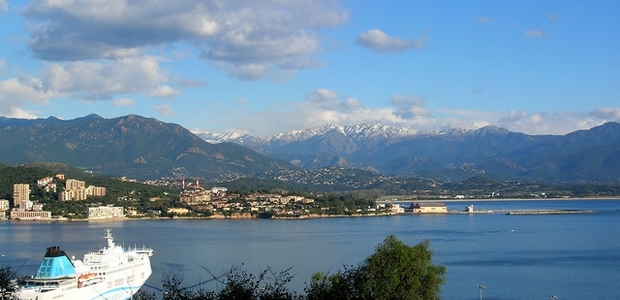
174, 185, 316, 216
174, 184, 452, 217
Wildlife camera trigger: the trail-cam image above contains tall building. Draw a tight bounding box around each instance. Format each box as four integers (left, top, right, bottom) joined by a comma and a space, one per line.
13, 183, 30, 207
86, 185, 107, 197
64, 179, 87, 201
66, 179, 85, 190
0, 199, 9, 211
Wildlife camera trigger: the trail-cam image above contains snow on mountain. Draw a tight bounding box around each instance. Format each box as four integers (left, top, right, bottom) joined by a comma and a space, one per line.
343, 123, 417, 141
191, 131, 258, 144
194, 122, 422, 145
271, 122, 344, 143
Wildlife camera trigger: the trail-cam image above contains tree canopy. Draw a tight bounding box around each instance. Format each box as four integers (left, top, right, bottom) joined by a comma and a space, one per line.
306, 235, 446, 300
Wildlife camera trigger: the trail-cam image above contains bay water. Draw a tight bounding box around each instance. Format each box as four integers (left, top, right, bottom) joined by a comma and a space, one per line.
1, 199, 619, 299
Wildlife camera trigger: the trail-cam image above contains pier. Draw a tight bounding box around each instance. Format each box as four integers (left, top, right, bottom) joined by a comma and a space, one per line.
505, 210, 596, 215
446, 209, 597, 215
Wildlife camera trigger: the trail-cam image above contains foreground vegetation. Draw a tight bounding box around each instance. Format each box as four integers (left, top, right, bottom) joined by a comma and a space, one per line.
1, 236, 445, 300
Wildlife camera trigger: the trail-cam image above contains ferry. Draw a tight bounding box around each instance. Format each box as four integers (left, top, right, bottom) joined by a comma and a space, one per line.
17, 229, 153, 300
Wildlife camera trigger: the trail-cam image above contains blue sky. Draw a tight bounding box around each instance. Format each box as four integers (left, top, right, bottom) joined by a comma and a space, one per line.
0, 0, 618, 136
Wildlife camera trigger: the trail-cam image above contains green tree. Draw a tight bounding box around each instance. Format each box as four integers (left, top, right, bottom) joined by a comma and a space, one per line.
306, 236, 446, 300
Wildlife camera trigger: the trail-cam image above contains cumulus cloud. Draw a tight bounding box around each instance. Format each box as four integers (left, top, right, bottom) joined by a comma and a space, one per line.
497, 109, 620, 134
524, 29, 546, 38
112, 98, 135, 107
0, 59, 6, 74
150, 85, 181, 99
155, 105, 174, 116
22, 0, 348, 80
195, 83, 620, 136
356, 29, 426, 53
0, 76, 56, 117
225, 64, 269, 81
306, 88, 363, 112
589, 108, 620, 120
387, 94, 431, 120
0, 0, 7, 12
42, 57, 167, 101
0, 56, 169, 117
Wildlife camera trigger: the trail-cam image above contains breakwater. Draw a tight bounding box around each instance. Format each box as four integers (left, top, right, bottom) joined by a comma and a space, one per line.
505, 210, 597, 215
447, 209, 598, 215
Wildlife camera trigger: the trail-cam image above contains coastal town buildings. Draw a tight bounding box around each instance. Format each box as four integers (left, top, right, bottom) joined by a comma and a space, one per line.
60, 179, 107, 201
13, 183, 30, 207
87, 206, 124, 219
10, 205, 52, 220
0, 199, 9, 211
2, 175, 110, 220
0, 199, 8, 219
410, 203, 448, 214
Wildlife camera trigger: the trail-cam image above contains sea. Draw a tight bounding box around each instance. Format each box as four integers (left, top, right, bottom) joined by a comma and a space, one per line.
1, 199, 619, 300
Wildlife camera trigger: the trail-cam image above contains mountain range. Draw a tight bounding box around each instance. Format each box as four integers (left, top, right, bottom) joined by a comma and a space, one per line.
194, 122, 620, 183
0, 114, 293, 180
0, 114, 619, 183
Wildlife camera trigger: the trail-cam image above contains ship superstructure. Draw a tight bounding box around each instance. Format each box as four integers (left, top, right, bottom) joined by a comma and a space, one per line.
17, 229, 153, 300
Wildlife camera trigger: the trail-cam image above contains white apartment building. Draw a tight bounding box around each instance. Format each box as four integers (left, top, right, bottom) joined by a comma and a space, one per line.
87, 206, 124, 219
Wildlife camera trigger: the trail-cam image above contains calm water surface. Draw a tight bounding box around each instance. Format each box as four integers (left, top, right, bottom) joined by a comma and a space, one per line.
1, 200, 619, 300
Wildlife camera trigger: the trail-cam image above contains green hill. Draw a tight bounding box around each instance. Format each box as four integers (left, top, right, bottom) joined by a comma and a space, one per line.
0, 115, 296, 180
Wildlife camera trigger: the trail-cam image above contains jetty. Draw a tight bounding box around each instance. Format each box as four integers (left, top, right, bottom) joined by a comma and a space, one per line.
505, 210, 596, 215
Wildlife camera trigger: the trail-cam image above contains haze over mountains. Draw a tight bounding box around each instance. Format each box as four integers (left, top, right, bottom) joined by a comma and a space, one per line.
1, 114, 619, 183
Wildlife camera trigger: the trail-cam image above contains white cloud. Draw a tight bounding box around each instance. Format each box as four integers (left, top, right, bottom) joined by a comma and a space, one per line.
112, 98, 135, 107
356, 29, 426, 53
150, 85, 181, 99
226, 64, 269, 81
195, 85, 620, 136
42, 57, 167, 101
23, 0, 348, 80
155, 105, 174, 116
524, 29, 546, 38
496, 109, 620, 134
306, 88, 363, 112
0, 76, 56, 117
0, 57, 169, 116
0, 59, 6, 75
0, 0, 7, 12
387, 94, 431, 119
589, 108, 620, 120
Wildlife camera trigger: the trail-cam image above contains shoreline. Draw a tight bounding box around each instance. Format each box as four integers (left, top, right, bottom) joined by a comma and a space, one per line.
3, 197, 619, 222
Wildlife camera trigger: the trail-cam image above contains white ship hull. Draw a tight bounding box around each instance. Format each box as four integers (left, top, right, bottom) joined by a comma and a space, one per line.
17, 229, 153, 300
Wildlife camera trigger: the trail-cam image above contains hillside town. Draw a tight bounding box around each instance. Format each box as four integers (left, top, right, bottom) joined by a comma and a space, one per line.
0, 174, 459, 221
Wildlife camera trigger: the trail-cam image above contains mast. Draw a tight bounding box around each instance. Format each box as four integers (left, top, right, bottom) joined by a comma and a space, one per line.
104, 228, 115, 248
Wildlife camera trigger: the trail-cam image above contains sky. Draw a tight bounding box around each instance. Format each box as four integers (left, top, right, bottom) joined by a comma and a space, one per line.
0, 0, 619, 137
